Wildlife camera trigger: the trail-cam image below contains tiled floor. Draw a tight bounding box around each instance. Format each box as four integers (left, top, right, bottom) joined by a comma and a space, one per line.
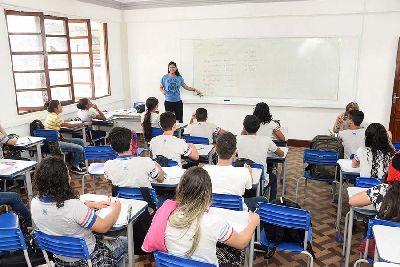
14, 146, 370, 266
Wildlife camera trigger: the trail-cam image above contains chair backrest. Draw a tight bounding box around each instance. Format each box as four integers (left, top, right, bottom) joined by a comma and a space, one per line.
211, 193, 243, 211
303, 149, 339, 166
393, 142, 400, 151
181, 134, 209, 145
151, 127, 164, 139
366, 218, 400, 239
355, 177, 382, 188
0, 213, 28, 252
34, 230, 91, 260
83, 145, 117, 161
116, 187, 158, 208
154, 251, 217, 267
33, 129, 59, 142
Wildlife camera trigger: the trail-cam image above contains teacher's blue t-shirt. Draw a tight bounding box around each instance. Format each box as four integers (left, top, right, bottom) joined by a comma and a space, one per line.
161, 74, 184, 102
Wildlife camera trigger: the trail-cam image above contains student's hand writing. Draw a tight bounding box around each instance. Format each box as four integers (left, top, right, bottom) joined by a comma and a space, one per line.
248, 212, 260, 226
110, 201, 121, 211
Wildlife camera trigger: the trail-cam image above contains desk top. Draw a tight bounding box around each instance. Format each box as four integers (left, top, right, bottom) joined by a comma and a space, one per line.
194, 144, 215, 156
151, 166, 183, 187
373, 263, 400, 267
209, 207, 249, 233
14, 136, 45, 148
373, 225, 400, 264
105, 109, 141, 119
0, 159, 37, 178
337, 159, 360, 174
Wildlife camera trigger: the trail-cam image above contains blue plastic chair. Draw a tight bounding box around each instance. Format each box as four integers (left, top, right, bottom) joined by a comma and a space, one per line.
232, 162, 265, 196
393, 142, 400, 152
354, 219, 400, 266
82, 145, 117, 193
295, 149, 339, 202
154, 251, 217, 267
34, 230, 92, 266
211, 193, 243, 211
257, 203, 313, 266
0, 213, 31, 267
181, 134, 209, 145
33, 129, 64, 157
116, 186, 159, 209
355, 177, 382, 188
151, 127, 163, 139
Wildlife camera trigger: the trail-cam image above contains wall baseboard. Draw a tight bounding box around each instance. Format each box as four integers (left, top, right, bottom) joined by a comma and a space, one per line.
287, 139, 311, 148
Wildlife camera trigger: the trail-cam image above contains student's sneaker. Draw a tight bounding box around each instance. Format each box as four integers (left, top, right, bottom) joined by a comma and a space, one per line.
79, 162, 87, 171
71, 165, 86, 175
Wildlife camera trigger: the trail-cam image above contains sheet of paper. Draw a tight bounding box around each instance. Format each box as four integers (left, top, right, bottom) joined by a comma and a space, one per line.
162, 166, 185, 179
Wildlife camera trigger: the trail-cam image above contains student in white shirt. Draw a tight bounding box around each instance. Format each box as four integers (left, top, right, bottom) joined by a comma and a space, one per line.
338, 110, 366, 159
165, 167, 259, 266
253, 102, 285, 141
352, 123, 395, 178
141, 97, 161, 143
185, 107, 224, 143
150, 111, 199, 166
237, 115, 284, 201
203, 131, 268, 211
104, 127, 164, 189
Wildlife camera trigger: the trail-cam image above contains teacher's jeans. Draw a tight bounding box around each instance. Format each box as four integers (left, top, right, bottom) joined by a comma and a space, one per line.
164, 100, 183, 123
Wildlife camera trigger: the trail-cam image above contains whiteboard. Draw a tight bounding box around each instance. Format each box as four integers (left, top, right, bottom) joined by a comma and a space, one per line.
180, 37, 359, 108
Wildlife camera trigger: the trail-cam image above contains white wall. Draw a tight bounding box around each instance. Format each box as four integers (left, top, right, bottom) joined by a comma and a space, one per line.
124, 0, 400, 139
0, 0, 130, 135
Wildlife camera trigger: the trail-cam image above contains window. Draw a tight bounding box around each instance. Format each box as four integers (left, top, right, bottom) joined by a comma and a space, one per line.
5, 10, 111, 114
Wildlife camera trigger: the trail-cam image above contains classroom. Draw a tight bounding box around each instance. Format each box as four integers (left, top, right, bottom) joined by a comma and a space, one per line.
0, 0, 400, 266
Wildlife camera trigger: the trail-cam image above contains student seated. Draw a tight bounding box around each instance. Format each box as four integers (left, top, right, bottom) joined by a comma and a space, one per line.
0, 121, 17, 159
253, 102, 285, 141
141, 97, 161, 143
203, 132, 268, 211
150, 111, 199, 166
31, 156, 127, 267
76, 98, 107, 145
44, 100, 90, 174
104, 126, 164, 188
338, 110, 365, 159
352, 123, 395, 178
185, 108, 224, 143
0, 192, 31, 225
161, 167, 259, 266
349, 154, 400, 258
333, 101, 368, 133
237, 115, 284, 201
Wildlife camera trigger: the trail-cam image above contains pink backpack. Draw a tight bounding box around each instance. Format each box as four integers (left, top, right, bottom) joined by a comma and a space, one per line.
142, 200, 178, 252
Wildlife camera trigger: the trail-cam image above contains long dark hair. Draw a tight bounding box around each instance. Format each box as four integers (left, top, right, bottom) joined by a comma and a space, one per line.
167, 61, 181, 76
45, 100, 60, 113
143, 97, 159, 143
77, 98, 89, 110
377, 181, 400, 222
365, 123, 395, 177
33, 156, 78, 208
253, 102, 272, 124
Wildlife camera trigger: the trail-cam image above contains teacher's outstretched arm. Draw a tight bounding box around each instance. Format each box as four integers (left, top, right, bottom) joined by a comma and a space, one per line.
182, 83, 203, 96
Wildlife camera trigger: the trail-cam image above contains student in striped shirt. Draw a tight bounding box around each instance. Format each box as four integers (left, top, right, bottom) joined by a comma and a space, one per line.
31, 157, 127, 267
44, 100, 90, 174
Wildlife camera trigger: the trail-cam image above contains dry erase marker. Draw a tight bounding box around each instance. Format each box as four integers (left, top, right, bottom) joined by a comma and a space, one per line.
224, 99, 230, 102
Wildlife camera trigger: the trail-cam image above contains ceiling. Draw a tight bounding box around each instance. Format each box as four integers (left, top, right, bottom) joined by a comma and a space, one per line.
77, 0, 307, 10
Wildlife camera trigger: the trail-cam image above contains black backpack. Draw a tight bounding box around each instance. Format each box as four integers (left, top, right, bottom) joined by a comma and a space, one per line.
308, 135, 343, 179
262, 197, 315, 259
29, 120, 44, 136
155, 155, 170, 167
233, 158, 255, 167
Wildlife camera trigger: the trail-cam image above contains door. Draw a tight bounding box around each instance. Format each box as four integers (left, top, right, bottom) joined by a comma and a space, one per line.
389, 38, 400, 142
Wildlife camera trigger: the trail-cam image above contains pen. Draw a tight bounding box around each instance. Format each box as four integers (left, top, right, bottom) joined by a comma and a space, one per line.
27, 137, 31, 143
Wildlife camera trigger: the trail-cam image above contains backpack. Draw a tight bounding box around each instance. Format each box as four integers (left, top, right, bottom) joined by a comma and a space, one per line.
155, 155, 170, 167
29, 120, 44, 136
308, 135, 344, 179
262, 197, 315, 259
233, 158, 255, 167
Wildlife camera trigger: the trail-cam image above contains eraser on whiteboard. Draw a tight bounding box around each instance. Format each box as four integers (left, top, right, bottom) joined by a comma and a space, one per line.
223, 99, 230, 102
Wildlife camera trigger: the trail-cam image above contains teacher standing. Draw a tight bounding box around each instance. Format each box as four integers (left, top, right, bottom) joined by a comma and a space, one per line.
160, 61, 202, 122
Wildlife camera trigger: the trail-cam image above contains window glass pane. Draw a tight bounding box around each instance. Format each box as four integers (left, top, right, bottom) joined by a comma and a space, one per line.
49, 70, 70, 85
12, 55, 44, 71
9, 35, 43, 52
72, 54, 90, 67
44, 19, 66, 35
51, 86, 72, 101
16, 91, 46, 107
68, 22, 88, 37
48, 54, 69, 69
72, 69, 91, 83
70, 38, 89, 52
6, 15, 41, 33
74, 84, 92, 98
14, 72, 46, 89
46, 37, 68, 52
91, 22, 109, 97
94, 66, 108, 97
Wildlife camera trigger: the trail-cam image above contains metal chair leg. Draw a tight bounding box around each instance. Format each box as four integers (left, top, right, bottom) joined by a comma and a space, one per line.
342, 211, 350, 256
295, 177, 305, 203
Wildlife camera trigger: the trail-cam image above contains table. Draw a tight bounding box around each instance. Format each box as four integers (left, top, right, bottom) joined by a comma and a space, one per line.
0, 159, 37, 202
14, 136, 45, 163
344, 187, 376, 267
80, 194, 148, 267
336, 159, 360, 243
373, 225, 400, 264
151, 166, 184, 189
194, 144, 215, 164
209, 207, 254, 267
60, 122, 87, 146
267, 146, 289, 196
374, 263, 400, 267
